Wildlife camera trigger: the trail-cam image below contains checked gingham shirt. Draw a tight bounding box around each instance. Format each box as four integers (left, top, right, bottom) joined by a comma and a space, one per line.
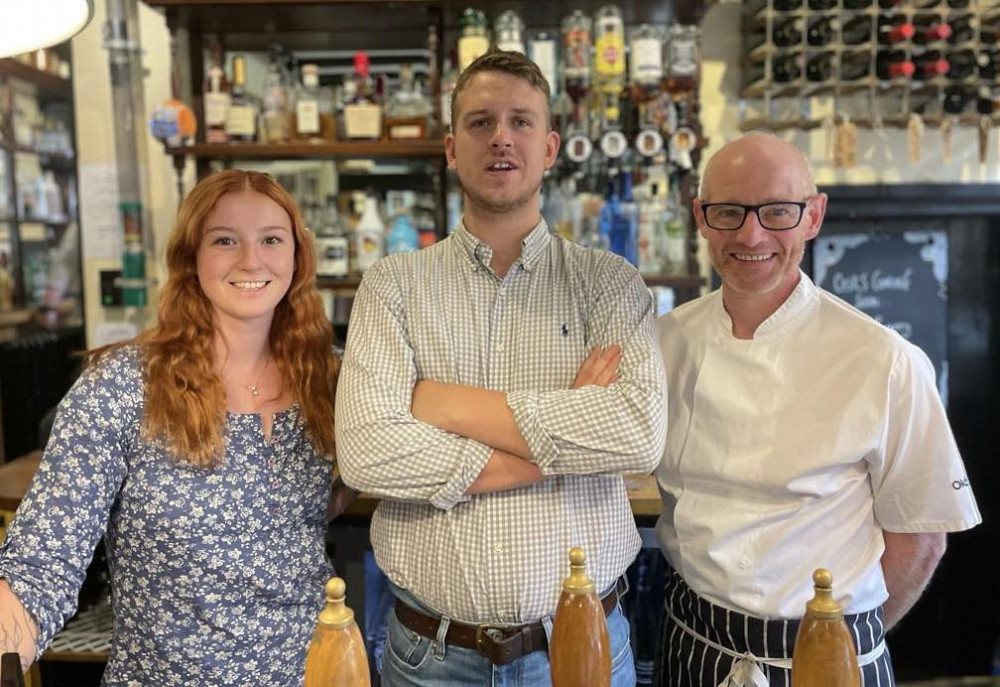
335, 218, 666, 625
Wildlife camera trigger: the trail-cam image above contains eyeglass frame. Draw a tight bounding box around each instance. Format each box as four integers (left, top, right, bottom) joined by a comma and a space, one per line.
699, 200, 811, 232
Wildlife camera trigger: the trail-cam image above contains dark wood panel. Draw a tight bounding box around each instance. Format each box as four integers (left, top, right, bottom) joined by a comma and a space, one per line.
0, 60, 72, 98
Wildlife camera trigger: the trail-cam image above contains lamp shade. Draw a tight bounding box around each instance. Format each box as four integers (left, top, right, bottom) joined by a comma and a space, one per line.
0, 0, 95, 59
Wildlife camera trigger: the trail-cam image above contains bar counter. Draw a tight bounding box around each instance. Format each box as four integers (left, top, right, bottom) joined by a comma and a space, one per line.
0, 450, 663, 520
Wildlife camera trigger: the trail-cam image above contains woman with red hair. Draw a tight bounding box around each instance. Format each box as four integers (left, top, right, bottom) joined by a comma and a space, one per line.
0, 169, 351, 685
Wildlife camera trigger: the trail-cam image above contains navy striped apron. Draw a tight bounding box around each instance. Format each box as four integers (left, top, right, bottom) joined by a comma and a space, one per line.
654, 568, 895, 687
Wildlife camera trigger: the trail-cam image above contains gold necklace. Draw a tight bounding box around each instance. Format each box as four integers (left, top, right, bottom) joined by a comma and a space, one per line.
232, 356, 270, 398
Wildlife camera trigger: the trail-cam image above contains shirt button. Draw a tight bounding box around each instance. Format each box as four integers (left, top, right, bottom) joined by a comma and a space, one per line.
496, 343, 505, 352
738, 558, 749, 570
493, 543, 504, 554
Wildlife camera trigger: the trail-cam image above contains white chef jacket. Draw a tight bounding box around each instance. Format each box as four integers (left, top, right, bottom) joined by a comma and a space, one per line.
655, 271, 981, 618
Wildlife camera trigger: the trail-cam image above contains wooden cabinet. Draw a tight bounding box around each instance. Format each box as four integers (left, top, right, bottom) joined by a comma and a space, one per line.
146, 0, 708, 324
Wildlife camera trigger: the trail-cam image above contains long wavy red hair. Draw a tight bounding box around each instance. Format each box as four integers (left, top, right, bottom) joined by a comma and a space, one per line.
92, 169, 338, 466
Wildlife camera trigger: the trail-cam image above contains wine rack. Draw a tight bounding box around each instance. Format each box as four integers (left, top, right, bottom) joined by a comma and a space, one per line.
739, 0, 1000, 130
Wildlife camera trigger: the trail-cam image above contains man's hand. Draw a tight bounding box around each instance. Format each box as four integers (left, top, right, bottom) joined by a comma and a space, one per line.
572, 345, 621, 389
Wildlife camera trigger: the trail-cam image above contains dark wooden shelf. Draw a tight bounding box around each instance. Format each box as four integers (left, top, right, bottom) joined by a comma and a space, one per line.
317, 273, 702, 291
169, 140, 446, 159
10, 145, 76, 166
0, 59, 72, 98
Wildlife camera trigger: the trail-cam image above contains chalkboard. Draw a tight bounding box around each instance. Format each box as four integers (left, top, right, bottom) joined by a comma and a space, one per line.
813, 231, 949, 405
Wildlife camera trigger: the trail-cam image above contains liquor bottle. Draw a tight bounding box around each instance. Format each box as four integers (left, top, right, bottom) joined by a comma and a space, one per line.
773, 18, 804, 47
458, 8, 490, 72
204, 43, 230, 144
226, 55, 258, 143
315, 196, 350, 279
666, 24, 700, 82
790, 570, 860, 687
386, 210, 420, 255
550, 549, 612, 687
946, 16, 975, 45
840, 51, 873, 80
529, 32, 559, 97
946, 49, 977, 79
807, 17, 836, 47
303, 578, 371, 687
876, 50, 915, 79
354, 193, 384, 272
637, 183, 660, 275
384, 64, 431, 140
593, 5, 627, 97
494, 10, 525, 53
913, 15, 952, 44
293, 64, 334, 143
878, 16, 916, 44
629, 24, 664, 107
913, 50, 950, 78
261, 51, 292, 144
562, 10, 593, 104
439, 53, 459, 132
807, 0, 836, 9
342, 53, 382, 140
841, 15, 873, 46
805, 52, 834, 82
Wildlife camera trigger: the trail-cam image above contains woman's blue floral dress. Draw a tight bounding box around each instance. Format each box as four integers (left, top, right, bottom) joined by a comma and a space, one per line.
0, 346, 335, 686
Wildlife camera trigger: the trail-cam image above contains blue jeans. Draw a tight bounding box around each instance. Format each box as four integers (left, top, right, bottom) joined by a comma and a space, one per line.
380, 585, 637, 687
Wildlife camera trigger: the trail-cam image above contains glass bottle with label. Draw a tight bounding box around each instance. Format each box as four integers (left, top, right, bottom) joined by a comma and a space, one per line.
630, 24, 664, 102
204, 43, 230, 144
315, 195, 350, 279
458, 8, 490, 72
529, 32, 559, 97
494, 10, 526, 53
343, 52, 382, 140
665, 24, 700, 92
226, 55, 258, 143
294, 64, 335, 143
386, 209, 420, 255
354, 193, 385, 272
593, 4, 626, 127
261, 51, 292, 144
439, 53, 460, 133
561, 10, 592, 106
384, 63, 431, 140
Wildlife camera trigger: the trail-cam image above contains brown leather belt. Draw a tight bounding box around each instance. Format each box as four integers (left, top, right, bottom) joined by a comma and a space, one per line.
393, 588, 619, 666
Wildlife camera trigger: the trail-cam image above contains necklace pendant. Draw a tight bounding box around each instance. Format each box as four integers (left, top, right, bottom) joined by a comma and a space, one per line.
248, 385, 260, 397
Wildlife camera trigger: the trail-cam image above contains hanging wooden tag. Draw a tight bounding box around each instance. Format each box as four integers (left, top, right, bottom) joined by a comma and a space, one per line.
907, 114, 924, 164
941, 117, 953, 165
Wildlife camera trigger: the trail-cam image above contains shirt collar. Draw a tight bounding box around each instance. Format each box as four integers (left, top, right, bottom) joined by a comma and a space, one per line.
713, 269, 818, 340
451, 217, 551, 273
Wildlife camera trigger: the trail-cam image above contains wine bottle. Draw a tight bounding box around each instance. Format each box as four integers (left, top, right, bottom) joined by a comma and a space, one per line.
913, 15, 952, 45
942, 86, 972, 115
807, 17, 836, 47
840, 51, 872, 80
912, 0, 942, 8
842, 15, 873, 45
807, 0, 836, 9
806, 52, 834, 81
913, 50, 950, 78
774, 0, 804, 10
982, 15, 1000, 45
878, 16, 916, 44
842, 0, 872, 8
978, 50, 1000, 79
774, 18, 804, 47
774, 53, 803, 81
942, 49, 976, 79
878, 0, 905, 8
876, 50, 915, 79
947, 16, 976, 45
946, 0, 970, 8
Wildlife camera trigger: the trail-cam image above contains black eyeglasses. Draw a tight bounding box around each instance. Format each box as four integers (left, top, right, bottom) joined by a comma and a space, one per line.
701, 201, 809, 231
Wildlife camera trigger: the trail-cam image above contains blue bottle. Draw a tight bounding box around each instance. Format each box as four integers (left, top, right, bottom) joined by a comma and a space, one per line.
386, 212, 420, 255
604, 171, 638, 266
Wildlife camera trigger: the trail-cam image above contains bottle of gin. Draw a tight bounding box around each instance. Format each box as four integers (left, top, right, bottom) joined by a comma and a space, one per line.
494, 10, 526, 53
315, 195, 350, 279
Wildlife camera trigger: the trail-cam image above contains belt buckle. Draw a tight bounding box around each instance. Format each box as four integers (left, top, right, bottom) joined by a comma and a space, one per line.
474, 622, 511, 660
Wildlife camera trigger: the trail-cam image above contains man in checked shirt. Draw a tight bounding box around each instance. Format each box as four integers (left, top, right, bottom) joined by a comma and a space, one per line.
335, 49, 666, 686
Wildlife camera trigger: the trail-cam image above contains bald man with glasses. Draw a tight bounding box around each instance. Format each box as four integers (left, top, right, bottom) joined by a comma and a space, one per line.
652, 133, 980, 687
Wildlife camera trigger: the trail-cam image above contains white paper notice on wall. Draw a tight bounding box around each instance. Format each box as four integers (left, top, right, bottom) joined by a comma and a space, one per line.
79, 163, 123, 260
93, 321, 139, 348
